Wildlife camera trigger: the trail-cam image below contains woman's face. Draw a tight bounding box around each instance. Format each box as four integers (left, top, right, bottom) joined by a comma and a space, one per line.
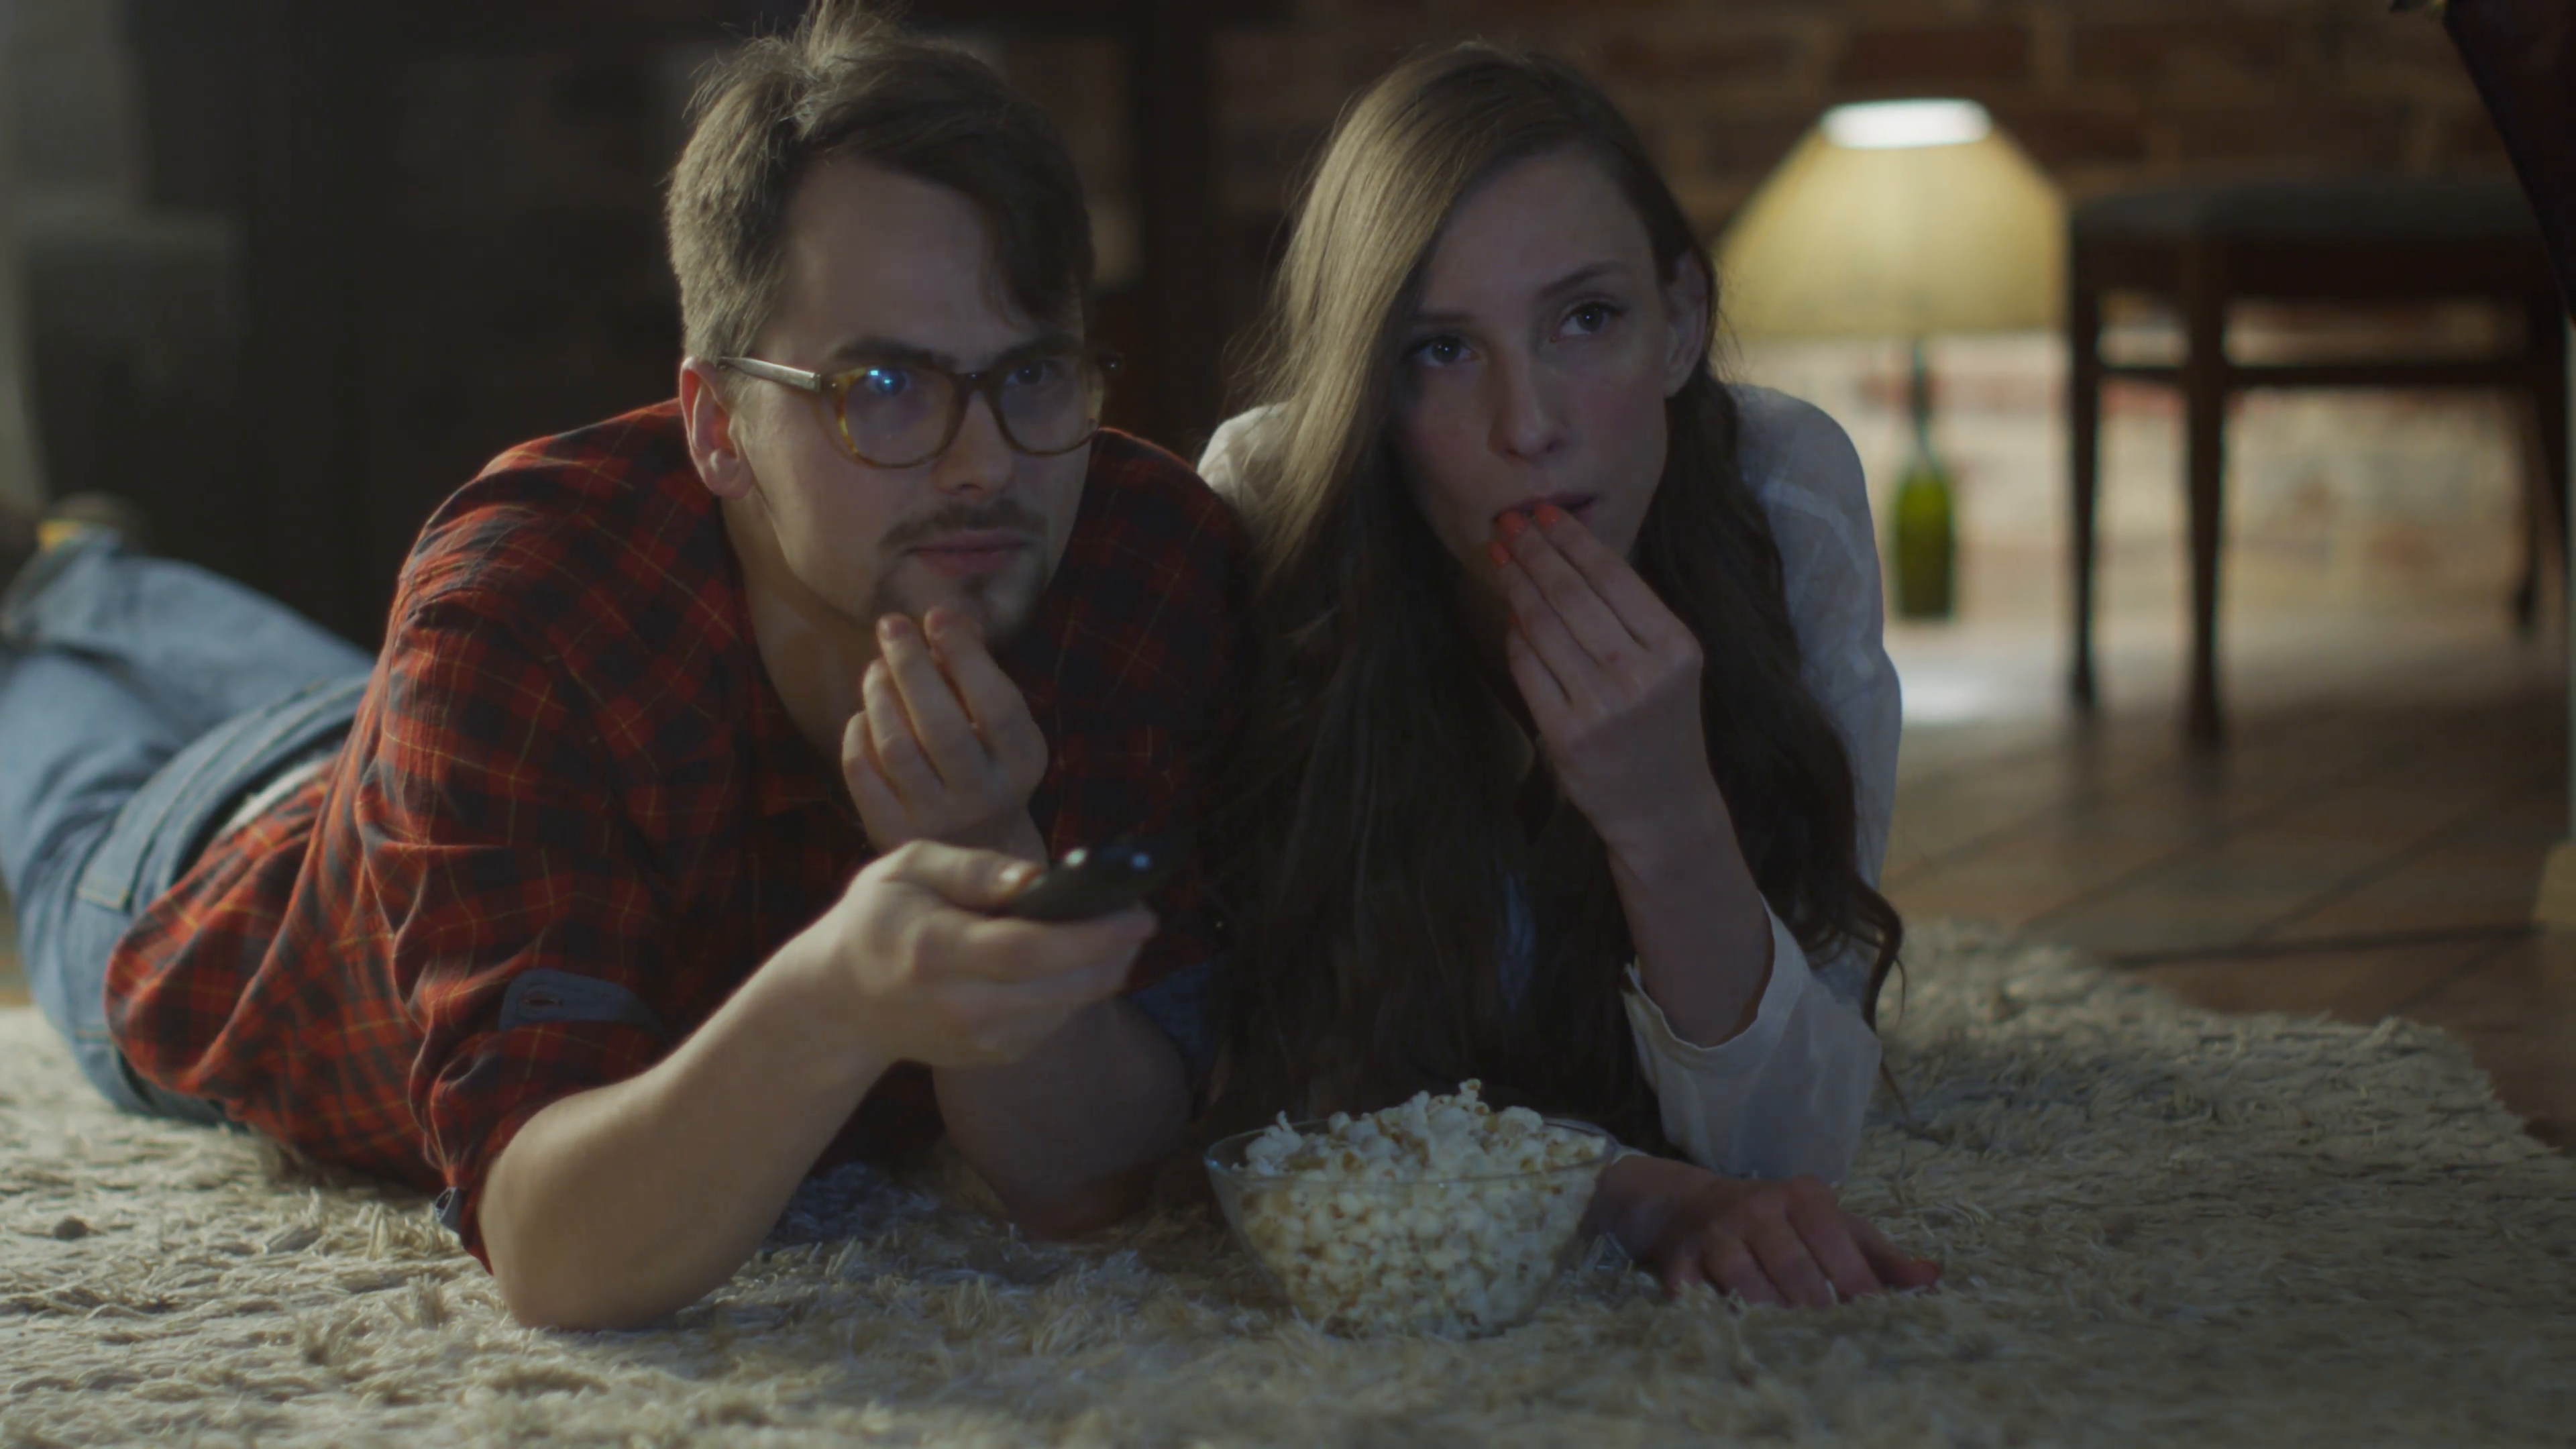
1390, 146, 1709, 577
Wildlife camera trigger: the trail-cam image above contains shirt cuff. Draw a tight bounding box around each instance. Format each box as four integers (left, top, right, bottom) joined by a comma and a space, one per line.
1619, 906, 1880, 1181
1619, 907, 1811, 1075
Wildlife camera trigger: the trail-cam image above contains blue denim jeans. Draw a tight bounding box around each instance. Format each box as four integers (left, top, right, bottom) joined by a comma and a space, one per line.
0, 535, 371, 1120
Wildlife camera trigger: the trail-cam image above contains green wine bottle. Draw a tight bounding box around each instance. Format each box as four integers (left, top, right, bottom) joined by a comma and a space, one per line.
1890, 339, 1956, 620
1893, 449, 1955, 619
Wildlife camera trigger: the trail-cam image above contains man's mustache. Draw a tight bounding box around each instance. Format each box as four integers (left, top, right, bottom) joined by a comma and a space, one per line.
881, 500, 1051, 553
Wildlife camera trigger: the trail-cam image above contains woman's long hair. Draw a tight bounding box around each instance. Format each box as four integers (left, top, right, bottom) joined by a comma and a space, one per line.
1208, 43, 1901, 1145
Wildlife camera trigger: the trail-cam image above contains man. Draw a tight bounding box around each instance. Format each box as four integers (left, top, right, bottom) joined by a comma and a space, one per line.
0, 3, 1237, 1330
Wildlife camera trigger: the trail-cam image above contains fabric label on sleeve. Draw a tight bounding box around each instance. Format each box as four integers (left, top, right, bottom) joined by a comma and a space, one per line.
497, 969, 667, 1038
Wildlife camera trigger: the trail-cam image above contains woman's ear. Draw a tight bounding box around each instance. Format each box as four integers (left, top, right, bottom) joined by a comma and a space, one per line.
679, 358, 757, 500
1659, 252, 1713, 398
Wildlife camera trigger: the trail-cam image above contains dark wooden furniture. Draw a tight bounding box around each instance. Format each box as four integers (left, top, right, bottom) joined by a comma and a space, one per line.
2436, 0, 2576, 319
117, 0, 1275, 647
2066, 176, 2567, 747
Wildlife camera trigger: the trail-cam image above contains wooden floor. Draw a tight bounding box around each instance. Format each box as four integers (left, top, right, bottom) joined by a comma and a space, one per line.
1, 600, 2569, 1150
1884, 602, 2574, 1151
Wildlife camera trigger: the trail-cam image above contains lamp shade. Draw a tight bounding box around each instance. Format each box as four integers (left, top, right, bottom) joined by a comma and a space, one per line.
1716, 101, 2066, 339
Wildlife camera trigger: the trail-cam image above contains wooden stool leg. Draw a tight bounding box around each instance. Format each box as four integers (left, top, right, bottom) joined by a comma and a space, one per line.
2181, 244, 2229, 749
2069, 268, 2103, 710
2514, 410, 2544, 634
2521, 294, 2573, 633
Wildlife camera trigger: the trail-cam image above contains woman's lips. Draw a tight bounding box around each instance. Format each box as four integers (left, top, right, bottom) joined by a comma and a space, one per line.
909, 533, 1031, 578
1495, 494, 1597, 527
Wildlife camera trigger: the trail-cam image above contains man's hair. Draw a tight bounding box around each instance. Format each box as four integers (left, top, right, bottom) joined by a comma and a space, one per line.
665, 1, 1094, 362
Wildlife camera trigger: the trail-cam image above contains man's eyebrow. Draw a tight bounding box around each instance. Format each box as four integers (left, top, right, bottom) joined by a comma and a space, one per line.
820, 330, 1083, 370
822, 335, 949, 368
1406, 261, 1632, 328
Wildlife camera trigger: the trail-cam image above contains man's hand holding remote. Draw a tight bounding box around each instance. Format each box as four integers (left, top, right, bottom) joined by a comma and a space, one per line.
478, 839, 1155, 1331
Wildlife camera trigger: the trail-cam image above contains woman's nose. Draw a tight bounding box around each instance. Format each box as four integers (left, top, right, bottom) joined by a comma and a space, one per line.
1487, 352, 1567, 461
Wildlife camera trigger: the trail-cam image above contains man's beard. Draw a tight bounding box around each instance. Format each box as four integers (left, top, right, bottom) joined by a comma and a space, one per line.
866, 498, 1053, 649
865, 564, 1040, 647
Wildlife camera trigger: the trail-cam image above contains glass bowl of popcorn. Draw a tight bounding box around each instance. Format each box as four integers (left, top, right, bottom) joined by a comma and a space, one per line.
1204, 1081, 1621, 1337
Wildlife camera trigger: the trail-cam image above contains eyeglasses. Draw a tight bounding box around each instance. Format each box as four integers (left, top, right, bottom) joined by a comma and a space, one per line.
714, 346, 1119, 470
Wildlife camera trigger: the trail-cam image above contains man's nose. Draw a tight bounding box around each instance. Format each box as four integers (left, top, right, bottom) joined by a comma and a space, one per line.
1487, 352, 1567, 462
931, 386, 1014, 497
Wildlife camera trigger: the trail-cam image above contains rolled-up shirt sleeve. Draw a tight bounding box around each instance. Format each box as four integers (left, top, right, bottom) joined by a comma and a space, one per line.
1622, 391, 1892, 1181
1619, 906, 1881, 1181
367, 595, 677, 1260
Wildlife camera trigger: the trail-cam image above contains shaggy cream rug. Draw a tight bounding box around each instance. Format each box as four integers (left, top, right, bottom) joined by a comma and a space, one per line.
3, 923, 2572, 1448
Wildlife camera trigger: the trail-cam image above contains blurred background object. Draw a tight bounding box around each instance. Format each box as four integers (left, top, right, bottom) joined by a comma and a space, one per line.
0, 0, 2543, 656
1716, 97, 2065, 620
0, 0, 52, 513
2424, 0, 2576, 929
2432, 0, 2575, 320
7, 0, 1281, 645
1717, 99, 2063, 343
3, 0, 2569, 1149
2063, 174, 2561, 745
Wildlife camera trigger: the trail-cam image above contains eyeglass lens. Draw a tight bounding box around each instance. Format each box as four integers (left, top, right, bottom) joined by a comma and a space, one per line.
844, 354, 1100, 465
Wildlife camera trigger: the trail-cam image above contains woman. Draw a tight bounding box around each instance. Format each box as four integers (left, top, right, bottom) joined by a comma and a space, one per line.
1197, 43, 1939, 1309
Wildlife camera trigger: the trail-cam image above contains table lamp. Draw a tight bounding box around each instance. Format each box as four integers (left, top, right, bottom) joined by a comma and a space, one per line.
1715, 99, 2065, 619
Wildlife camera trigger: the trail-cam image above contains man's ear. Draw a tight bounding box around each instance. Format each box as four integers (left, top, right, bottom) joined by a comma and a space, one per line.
1659, 252, 1713, 398
680, 358, 757, 500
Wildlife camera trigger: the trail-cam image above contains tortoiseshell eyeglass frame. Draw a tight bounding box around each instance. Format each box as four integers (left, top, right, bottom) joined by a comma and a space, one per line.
712, 348, 1120, 469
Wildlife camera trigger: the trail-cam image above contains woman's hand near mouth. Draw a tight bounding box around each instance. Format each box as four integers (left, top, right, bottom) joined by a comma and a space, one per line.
1489, 501, 1776, 1047
1487, 500, 1717, 851
1493, 492, 1597, 531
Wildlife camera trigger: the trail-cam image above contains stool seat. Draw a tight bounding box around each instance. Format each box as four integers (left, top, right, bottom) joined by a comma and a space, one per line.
2073, 176, 2545, 246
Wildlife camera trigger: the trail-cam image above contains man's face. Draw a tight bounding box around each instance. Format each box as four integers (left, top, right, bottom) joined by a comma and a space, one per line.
716, 160, 1088, 648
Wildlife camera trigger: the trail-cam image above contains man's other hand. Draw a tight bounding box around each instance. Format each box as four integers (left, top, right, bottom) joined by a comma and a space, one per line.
844, 608, 1049, 860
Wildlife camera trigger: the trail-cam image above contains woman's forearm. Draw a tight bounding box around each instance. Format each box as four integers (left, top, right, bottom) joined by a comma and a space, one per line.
934, 998, 1191, 1237
1605, 793, 1774, 1047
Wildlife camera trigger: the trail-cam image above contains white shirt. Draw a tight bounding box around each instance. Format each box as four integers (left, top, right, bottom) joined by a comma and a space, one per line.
1196, 385, 1900, 1181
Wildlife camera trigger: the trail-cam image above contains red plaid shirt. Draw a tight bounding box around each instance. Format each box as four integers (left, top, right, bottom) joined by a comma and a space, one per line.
103, 402, 1242, 1262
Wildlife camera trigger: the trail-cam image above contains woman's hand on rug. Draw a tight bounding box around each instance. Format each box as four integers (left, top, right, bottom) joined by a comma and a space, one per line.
1591, 1154, 1939, 1310
1651, 1172, 1939, 1309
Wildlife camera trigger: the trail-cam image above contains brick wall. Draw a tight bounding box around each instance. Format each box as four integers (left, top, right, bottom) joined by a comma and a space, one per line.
9, 2, 2528, 635
1745, 331, 2534, 626
1207, 0, 2503, 241
1170, 1, 2532, 627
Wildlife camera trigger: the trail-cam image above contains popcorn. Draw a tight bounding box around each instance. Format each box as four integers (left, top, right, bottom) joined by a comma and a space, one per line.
1210, 1081, 1615, 1336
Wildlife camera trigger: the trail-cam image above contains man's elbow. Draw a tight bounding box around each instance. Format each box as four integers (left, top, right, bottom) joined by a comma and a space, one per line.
998, 1165, 1159, 1240
491, 1249, 686, 1332
483, 1202, 693, 1332
487, 1226, 609, 1330
494, 1268, 604, 1332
